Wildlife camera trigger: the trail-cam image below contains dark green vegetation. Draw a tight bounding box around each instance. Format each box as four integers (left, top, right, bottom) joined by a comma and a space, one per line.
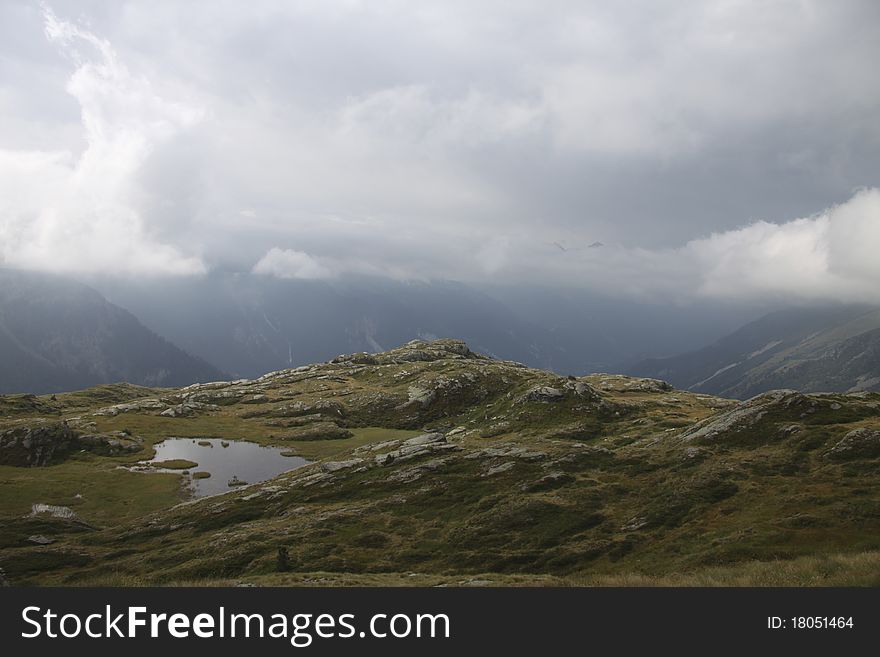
1, 339, 879, 586
150, 460, 199, 470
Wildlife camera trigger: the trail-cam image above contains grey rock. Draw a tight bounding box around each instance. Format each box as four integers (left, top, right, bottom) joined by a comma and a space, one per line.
93, 398, 166, 416
321, 458, 365, 473
1, 424, 77, 466
484, 461, 516, 476
680, 390, 809, 443
28, 535, 55, 545
30, 504, 77, 520
621, 378, 674, 393
402, 433, 446, 447
524, 386, 565, 402
827, 428, 880, 460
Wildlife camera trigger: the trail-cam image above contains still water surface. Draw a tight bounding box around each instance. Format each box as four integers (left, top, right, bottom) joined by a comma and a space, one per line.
144, 438, 309, 497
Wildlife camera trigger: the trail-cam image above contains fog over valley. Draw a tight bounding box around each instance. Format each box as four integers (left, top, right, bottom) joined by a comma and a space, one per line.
1, 1, 879, 392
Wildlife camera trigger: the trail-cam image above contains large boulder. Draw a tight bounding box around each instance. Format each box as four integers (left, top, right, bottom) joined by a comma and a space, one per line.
524, 386, 565, 403
0, 423, 77, 466
827, 428, 880, 460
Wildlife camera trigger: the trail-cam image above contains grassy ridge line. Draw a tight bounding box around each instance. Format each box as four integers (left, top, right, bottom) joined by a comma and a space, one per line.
1, 339, 879, 586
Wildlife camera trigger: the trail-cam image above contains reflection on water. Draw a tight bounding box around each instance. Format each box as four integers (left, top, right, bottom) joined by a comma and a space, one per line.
143, 438, 309, 497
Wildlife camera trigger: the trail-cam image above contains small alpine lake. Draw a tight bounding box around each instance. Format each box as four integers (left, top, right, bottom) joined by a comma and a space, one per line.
137, 438, 310, 498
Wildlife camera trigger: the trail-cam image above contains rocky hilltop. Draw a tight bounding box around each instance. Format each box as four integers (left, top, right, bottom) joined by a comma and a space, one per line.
1, 339, 879, 586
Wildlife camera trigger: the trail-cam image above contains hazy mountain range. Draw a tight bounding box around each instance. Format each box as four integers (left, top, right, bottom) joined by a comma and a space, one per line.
91, 273, 761, 379
631, 305, 880, 398
0, 270, 223, 394
3, 268, 880, 398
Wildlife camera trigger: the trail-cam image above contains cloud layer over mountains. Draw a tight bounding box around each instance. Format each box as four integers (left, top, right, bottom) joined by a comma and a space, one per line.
1, 1, 878, 302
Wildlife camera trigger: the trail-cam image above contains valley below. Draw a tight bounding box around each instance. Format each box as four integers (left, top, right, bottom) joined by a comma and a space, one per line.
2, 338, 879, 587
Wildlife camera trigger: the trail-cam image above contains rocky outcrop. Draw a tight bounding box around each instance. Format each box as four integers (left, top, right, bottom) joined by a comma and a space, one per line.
524, 386, 565, 402
332, 339, 484, 367
160, 401, 219, 417
680, 390, 813, 443
827, 428, 880, 460
30, 503, 77, 519
0, 423, 141, 466
274, 422, 353, 441
621, 377, 674, 393
93, 398, 166, 416
76, 432, 142, 456
520, 379, 601, 404
374, 433, 458, 465
0, 423, 77, 466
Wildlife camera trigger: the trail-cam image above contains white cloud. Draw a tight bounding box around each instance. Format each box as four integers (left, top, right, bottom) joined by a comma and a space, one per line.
252, 248, 333, 280
688, 188, 880, 303
0, 7, 205, 276
1, 2, 878, 302
478, 187, 880, 304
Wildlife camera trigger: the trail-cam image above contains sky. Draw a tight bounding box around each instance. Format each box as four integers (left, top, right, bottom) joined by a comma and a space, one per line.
0, 0, 879, 303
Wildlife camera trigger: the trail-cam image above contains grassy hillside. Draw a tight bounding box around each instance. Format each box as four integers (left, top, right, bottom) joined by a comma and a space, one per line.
1, 339, 879, 586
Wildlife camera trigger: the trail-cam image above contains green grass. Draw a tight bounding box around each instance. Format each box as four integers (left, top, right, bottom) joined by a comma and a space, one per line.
2, 342, 880, 587
566, 551, 880, 587
0, 456, 183, 526
39, 551, 880, 588
151, 459, 198, 470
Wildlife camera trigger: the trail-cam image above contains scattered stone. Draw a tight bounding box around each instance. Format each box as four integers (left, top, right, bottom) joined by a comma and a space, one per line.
622, 378, 674, 393
93, 398, 166, 416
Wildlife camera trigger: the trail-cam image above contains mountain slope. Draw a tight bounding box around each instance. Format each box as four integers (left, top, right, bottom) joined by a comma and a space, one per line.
630, 305, 880, 398
93, 273, 762, 379
1, 339, 879, 586
95, 275, 569, 378
0, 269, 225, 394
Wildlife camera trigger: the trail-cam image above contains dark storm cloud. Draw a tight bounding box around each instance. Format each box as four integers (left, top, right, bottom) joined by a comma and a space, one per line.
1, 1, 879, 301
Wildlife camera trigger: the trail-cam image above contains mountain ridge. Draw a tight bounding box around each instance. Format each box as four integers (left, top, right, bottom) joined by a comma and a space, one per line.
2, 338, 879, 586
0, 269, 226, 394
630, 305, 880, 398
